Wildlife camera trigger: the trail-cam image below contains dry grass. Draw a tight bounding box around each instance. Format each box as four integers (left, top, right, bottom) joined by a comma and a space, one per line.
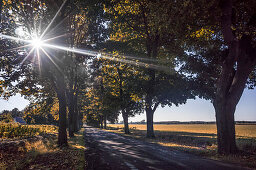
107, 124, 256, 168
0, 128, 86, 169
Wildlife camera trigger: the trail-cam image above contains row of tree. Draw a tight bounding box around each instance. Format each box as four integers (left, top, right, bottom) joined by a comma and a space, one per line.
0, 0, 255, 155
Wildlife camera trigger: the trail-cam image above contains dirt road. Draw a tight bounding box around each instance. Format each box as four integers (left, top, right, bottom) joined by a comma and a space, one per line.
84, 126, 248, 170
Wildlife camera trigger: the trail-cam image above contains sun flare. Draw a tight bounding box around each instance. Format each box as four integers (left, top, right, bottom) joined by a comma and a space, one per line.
32, 37, 43, 49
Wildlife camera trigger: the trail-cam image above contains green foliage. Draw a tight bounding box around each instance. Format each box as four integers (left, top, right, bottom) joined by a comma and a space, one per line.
0, 2, 23, 99
0, 108, 24, 123
0, 113, 14, 123
23, 99, 59, 125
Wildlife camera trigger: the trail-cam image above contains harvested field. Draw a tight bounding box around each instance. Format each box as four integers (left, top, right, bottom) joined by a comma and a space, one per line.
108, 124, 256, 138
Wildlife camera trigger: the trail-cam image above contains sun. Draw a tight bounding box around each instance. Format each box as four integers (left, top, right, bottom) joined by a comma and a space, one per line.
32, 37, 43, 49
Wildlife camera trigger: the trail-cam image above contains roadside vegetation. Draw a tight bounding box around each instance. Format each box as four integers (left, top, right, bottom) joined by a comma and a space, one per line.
107, 124, 256, 168
0, 123, 58, 139
0, 125, 85, 169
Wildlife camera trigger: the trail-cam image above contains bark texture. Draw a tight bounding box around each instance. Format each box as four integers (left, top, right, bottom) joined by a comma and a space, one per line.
122, 111, 130, 134
146, 108, 155, 138
214, 101, 237, 154
73, 94, 80, 132
56, 74, 68, 147
68, 92, 74, 137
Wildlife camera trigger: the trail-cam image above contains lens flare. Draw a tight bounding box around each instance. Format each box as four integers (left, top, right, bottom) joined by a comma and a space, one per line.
0, 0, 174, 75
32, 37, 43, 49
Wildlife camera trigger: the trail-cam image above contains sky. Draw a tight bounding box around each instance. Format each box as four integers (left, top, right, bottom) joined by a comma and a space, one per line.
124, 89, 256, 122
0, 89, 255, 122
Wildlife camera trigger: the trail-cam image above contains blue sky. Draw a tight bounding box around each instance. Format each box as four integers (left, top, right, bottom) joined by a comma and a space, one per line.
0, 94, 29, 111
0, 89, 255, 122
126, 89, 256, 122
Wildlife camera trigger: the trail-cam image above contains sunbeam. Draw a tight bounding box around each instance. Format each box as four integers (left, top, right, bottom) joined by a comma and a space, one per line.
20, 47, 35, 66
36, 48, 41, 73
41, 48, 62, 72
43, 43, 174, 73
42, 33, 70, 42
0, 34, 31, 44
0, 32, 174, 74
40, 0, 68, 39
3, 44, 31, 52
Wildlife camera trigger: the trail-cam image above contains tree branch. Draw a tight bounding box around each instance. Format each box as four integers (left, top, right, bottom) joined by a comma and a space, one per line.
220, 0, 235, 44
152, 102, 159, 113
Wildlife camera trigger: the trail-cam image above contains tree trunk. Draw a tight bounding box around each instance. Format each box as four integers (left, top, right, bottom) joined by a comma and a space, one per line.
146, 108, 155, 138
214, 100, 237, 154
73, 94, 79, 132
68, 93, 74, 137
78, 110, 82, 129
56, 83, 68, 147
144, 37, 158, 139
122, 111, 130, 134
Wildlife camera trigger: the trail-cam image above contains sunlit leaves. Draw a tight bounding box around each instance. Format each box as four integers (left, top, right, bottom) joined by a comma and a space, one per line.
191, 28, 215, 40
23, 97, 59, 125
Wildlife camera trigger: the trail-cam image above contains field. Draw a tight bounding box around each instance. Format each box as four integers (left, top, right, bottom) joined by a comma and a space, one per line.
109, 124, 256, 137
107, 124, 256, 168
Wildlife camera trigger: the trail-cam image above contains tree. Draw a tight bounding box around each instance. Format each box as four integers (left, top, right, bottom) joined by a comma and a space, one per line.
178, 0, 256, 154
99, 54, 144, 134
103, 0, 194, 138
82, 83, 119, 128
63, 2, 91, 137
214, 0, 256, 154
1, 0, 73, 146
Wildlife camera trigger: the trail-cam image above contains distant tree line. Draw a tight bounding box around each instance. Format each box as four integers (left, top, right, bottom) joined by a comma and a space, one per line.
126, 121, 256, 125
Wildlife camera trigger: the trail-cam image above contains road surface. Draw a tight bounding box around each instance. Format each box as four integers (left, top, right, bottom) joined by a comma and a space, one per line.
84, 126, 248, 170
